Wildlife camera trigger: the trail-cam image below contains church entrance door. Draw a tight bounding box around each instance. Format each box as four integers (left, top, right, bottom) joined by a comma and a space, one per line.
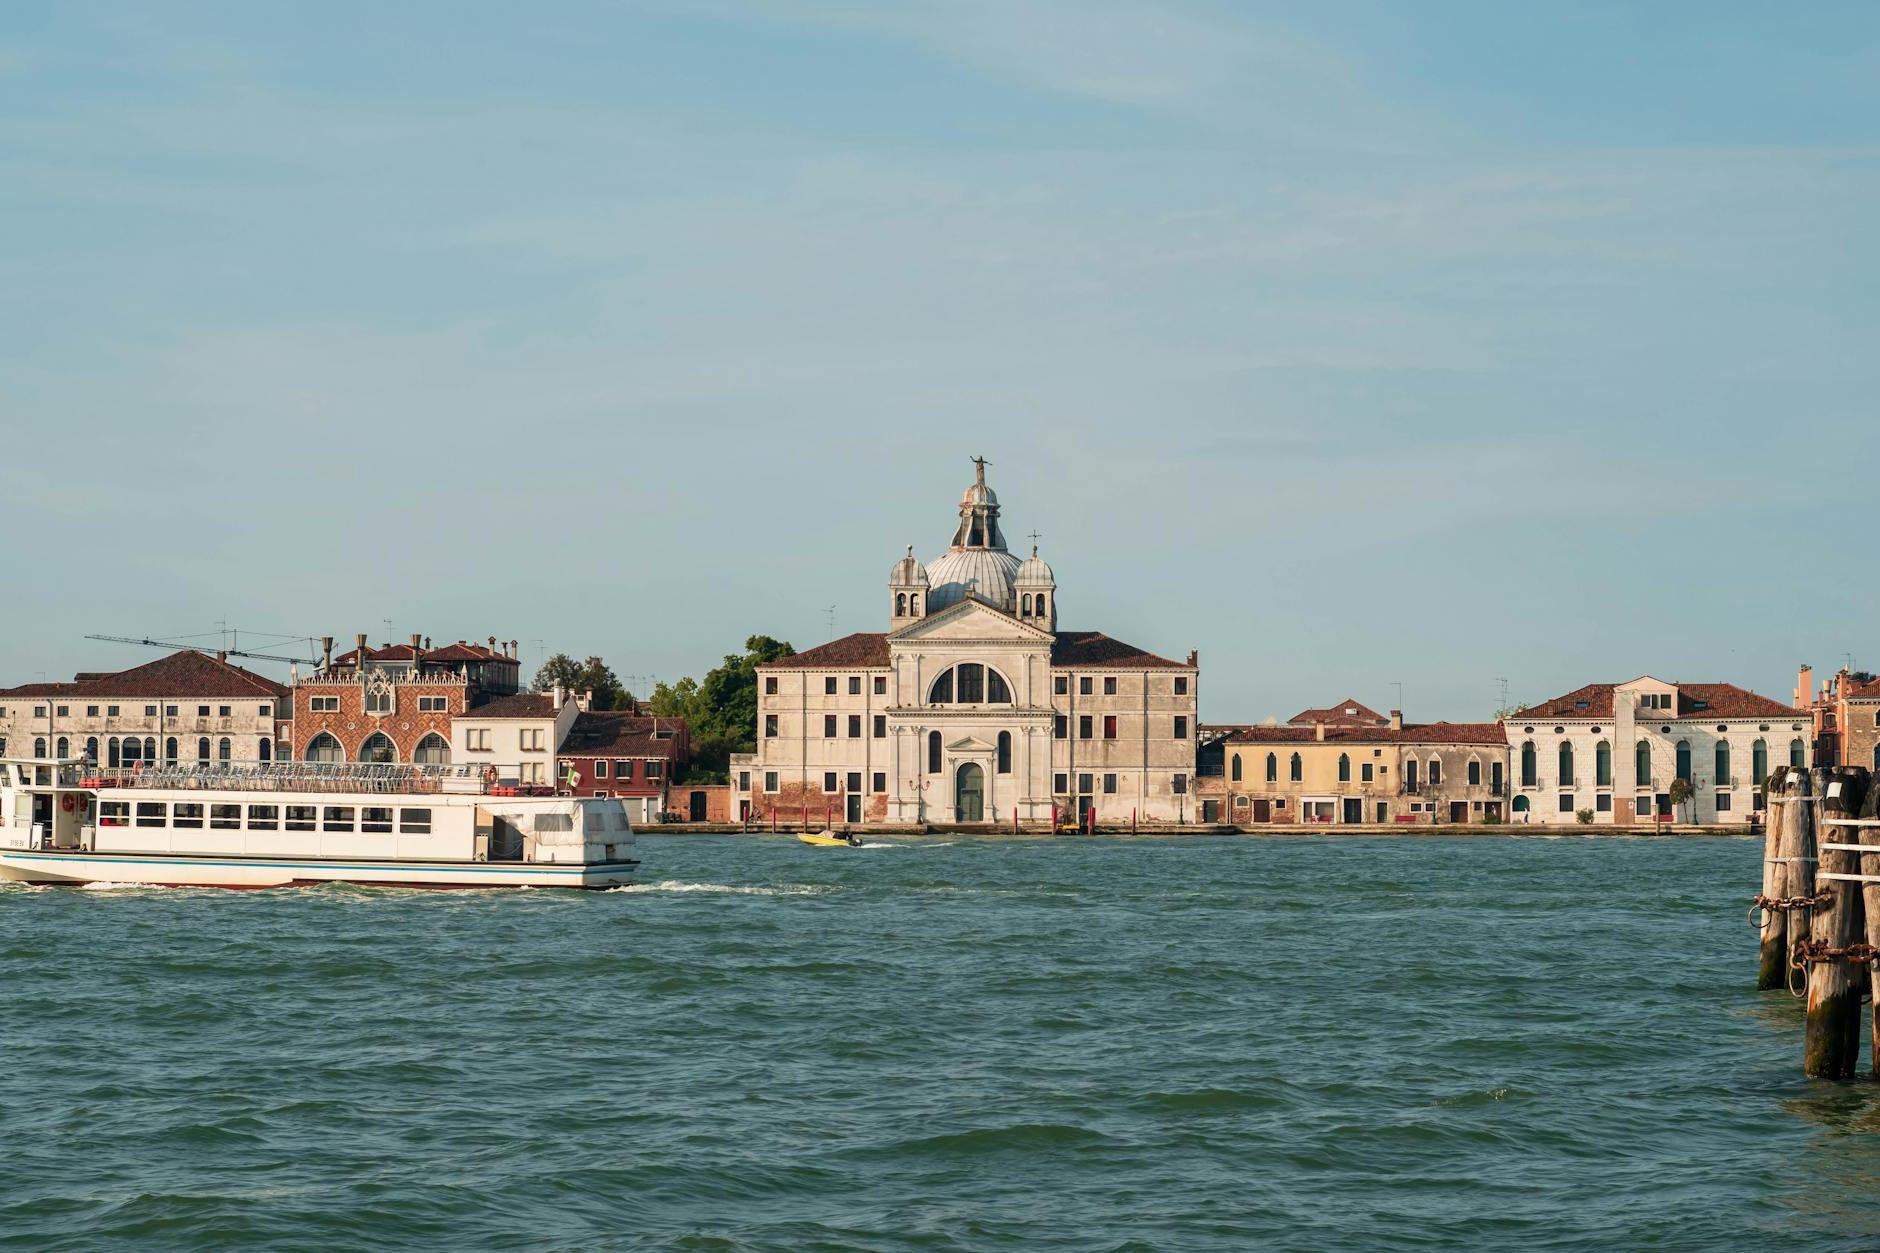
955, 762, 985, 823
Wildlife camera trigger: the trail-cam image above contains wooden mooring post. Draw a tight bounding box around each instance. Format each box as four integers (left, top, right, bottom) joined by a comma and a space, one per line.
1803, 767, 1869, 1079
1757, 767, 1811, 989
1858, 778, 1880, 1078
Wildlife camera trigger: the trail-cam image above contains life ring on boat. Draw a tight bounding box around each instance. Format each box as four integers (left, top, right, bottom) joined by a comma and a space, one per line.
483, 766, 499, 787
60, 793, 76, 813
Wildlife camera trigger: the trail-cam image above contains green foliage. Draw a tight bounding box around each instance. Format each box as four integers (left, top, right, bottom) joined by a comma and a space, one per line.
1667, 776, 1695, 823
1481, 811, 1503, 825
533, 654, 630, 711
647, 635, 795, 782
1575, 808, 1595, 825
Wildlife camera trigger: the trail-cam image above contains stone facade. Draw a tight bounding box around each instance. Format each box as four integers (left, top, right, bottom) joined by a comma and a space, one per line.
733, 461, 1198, 828
1506, 676, 1806, 826
287, 633, 522, 765
1222, 714, 1506, 825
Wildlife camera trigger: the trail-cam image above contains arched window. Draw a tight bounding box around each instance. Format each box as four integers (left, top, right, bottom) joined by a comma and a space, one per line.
1752, 738, 1767, 785
259, 738, 272, 763
1790, 738, 1805, 767
1289, 753, 1302, 782
122, 737, 142, 765
896, 593, 906, 616
1557, 742, 1574, 786
413, 733, 450, 765
1405, 757, 1420, 789
85, 736, 98, 763
55, 736, 68, 759
1021, 594, 1032, 617
909, 594, 919, 616
107, 737, 120, 767
1231, 754, 1243, 782
997, 730, 1012, 774
358, 733, 396, 763
164, 737, 178, 763
33, 737, 46, 758
1715, 740, 1731, 786
218, 737, 232, 763
1595, 741, 1611, 787
1036, 594, 1048, 619
1467, 758, 1481, 786
1337, 753, 1350, 782
1635, 740, 1651, 786
1675, 740, 1692, 783
145, 737, 156, 762
927, 664, 1011, 705
927, 730, 942, 775
1265, 753, 1277, 782
197, 737, 211, 763
1429, 758, 1442, 786
305, 733, 342, 763
1873, 709, 1879, 727
1520, 741, 1536, 787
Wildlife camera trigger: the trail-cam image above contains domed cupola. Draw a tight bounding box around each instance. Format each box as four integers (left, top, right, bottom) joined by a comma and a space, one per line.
890, 546, 929, 624
1015, 543, 1056, 630
925, 457, 1021, 614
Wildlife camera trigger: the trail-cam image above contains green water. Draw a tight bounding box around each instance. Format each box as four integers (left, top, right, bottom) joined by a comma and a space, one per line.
1, 834, 1875, 1250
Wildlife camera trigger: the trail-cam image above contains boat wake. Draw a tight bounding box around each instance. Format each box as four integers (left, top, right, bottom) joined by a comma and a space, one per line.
604, 880, 827, 896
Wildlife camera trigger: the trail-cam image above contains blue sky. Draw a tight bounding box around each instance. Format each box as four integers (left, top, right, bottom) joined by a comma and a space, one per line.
2, 2, 1875, 722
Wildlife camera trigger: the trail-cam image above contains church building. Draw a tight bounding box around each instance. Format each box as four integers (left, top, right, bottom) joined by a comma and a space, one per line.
731, 460, 1199, 828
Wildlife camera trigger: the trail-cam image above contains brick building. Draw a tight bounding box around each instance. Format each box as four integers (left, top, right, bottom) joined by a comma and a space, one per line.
1795, 664, 1880, 770
0, 650, 286, 766
556, 711, 692, 821
286, 633, 523, 764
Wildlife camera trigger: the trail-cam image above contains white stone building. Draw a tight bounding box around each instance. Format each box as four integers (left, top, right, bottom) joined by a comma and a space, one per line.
732, 460, 1199, 828
1506, 676, 1808, 826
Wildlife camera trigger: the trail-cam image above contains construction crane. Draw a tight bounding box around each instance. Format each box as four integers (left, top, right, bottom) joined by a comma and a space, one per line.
85, 633, 319, 666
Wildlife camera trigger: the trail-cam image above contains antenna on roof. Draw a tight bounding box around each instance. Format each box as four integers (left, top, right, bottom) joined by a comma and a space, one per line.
826, 606, 837, 637
85, 631, 317, 666
1495, 677, 1510, 711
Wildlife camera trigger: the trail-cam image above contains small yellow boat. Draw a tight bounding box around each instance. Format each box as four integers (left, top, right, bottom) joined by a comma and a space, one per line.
797, 831, 860, 848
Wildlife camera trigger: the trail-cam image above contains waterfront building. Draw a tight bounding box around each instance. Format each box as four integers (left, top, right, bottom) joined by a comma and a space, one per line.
1794, 664, 1880, 770
286, 633, 522, 765
556, 711, 692, 821
1506, 677, 1805, 825
1221, 712, 1506, 824
0, 650, 285, 767
451, 690, 579, 789
731, 459, 1199, 827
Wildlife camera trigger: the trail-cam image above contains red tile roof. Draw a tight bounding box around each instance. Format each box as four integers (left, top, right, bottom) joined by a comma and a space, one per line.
464, 692, 558, 719
330, 640, 515, 667
0, 651, 286, 700
1050, 632, 1189, 670
559, 711, 686, 759
763, 634, 891, 669
1520, 682, 1792, 721
1226, 721, 1506, 745
1288, 698, 1388, 727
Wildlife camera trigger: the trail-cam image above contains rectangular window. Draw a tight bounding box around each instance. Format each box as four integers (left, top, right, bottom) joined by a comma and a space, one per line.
1103, 773, 1117, 794
1558, 794, 1575, 813
1054, 716, 1068, 739
824, 772, 838, 793
197, 706, 209, 717
615, 759, 634, 780
873, 715, 886, 738
872, 772, 886, 793
258, 704, 271, 718
595, 759, 609, 778
644, 761, 662, 780
824, 715, 838, 737
135, 802, 166, 828
1175, 677, 1188, 696
1596, 793, 1613, 812
323, 806, 356, 832
1103, 715, 1118, 740
1079, 677, 1093, 696
1077, 773, 1093, 794
738, 771, 750, 791
765, 715, 778, 738
1173, 774, 1188, 795
210, 804, 241, 830
847, 771, 862, 793
165, 705, 178, 717
99, 801, 129, 827
1079, 716, 1093, 740
520, 729, 544, 752
310, 696, 340, 713
1716, 792, 1732, 812
172, 803, 203, 829
466, 729, 490, 751
398, 808, 432, 834
248, 804, 279, 831
87, 705, 99, 717
1174, 716, 1188, 740
848, 715, 861, 738
765, 677, 778, 695
286, 805, 317, 832
1104, 677, 1117, 696
1055, 677, 1068, 696
145, 705, 158, 718
849, 677, 861, 695
764, 771, 779, 793
873, 677, 887, 695
825, 678, 838, 695
108, 705, 120, 717
1054, 773, 1068, 794
1361, 763, 1373, 782
219, 706, 232, 718
56, 705, 69, 717
361, 807, 393, 834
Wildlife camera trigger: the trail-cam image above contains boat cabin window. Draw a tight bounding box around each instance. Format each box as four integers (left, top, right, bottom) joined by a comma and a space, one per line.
210, 804, 241, 830
286, 805, 316, 832
99, 801, 129, 827
135, 802, 167, 828
173, 804, 204, 829
323, 806, 355, 832
398, 808, 431, 834
361, 807, 393, 834
585, 810, 606, 833
248, 805, 280, 831
533, 814, 573, 833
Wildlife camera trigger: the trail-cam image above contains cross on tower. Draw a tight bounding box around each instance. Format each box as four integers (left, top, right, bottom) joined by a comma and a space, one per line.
1027, 529, 1042, 554
971, 455, 991, 483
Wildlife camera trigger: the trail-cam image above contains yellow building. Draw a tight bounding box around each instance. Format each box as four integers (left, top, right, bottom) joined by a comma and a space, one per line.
1223, 711, 1507, 825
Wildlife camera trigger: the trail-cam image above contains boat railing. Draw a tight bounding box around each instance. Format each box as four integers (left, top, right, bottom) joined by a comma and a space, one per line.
72, 760, 517, 796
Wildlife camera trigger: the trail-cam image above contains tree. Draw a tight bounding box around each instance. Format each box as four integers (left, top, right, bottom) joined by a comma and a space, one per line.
647, 636, 795, 781
1668, 777, 1695, 826
533, 654, 630, 711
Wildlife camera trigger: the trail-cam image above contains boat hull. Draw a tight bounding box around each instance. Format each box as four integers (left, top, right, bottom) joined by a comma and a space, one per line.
0, 849, 639, 890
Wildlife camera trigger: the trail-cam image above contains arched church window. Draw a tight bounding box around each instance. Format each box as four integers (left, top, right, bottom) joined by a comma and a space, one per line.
927, 730, 942, 774
1265, 753, 1277, 782
929, 670, 954, 704
897, 593, 907, 616
928, 664, 1013, 705
1289, 753, 1302, 782
997, 731, 1011, 774
909, 594, 919, 615
987, 670, 1010, 702
958, 664, 985, 703
1021, 594, 1031, 617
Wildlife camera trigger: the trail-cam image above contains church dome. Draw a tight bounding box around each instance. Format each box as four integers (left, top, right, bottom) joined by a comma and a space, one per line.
1015, 546, 1054, 585
890, 547, 929, 587
926, 547, 1021, 613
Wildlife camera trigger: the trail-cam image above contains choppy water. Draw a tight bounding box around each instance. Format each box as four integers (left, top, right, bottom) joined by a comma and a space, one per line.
2, 834, 1876, 1251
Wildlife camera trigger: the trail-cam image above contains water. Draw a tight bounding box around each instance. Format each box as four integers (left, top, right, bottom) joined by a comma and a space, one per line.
2, 834, 1876, 1251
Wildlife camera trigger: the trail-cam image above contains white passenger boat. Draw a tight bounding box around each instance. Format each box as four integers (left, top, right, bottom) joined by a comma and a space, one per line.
0, 757, 637, 889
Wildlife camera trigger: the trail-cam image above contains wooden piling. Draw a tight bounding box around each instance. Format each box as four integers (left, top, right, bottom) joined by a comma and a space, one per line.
1804, 767, 1869, 1079
1857, 778, 1880, 1078
1760, 768, 1811, 989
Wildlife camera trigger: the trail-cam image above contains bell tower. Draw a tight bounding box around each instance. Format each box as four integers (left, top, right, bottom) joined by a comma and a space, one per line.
890, 546, 929, 625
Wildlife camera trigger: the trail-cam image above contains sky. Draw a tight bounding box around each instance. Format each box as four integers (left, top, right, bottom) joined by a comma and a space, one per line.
2, 1, 1876, 723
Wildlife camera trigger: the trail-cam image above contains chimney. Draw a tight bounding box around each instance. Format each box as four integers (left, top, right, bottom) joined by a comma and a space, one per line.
321, 636, 334, 669
424, 636, 431, 649
489, 636, 498, 653
355, 633, 368, 663
552, 682, 566, 709
1796, 664, 1813, 709
1186, 649, 1198, 668
1390, 709, 1403, 731
1314, 720, 1326, 742
410, 633, 422, 650
578, 688, 592, 711
216, 650, 227, 664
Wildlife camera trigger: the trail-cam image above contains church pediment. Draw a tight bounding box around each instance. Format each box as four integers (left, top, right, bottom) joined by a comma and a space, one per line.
947, 734, 997, 753
889, 597, 1052, 643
